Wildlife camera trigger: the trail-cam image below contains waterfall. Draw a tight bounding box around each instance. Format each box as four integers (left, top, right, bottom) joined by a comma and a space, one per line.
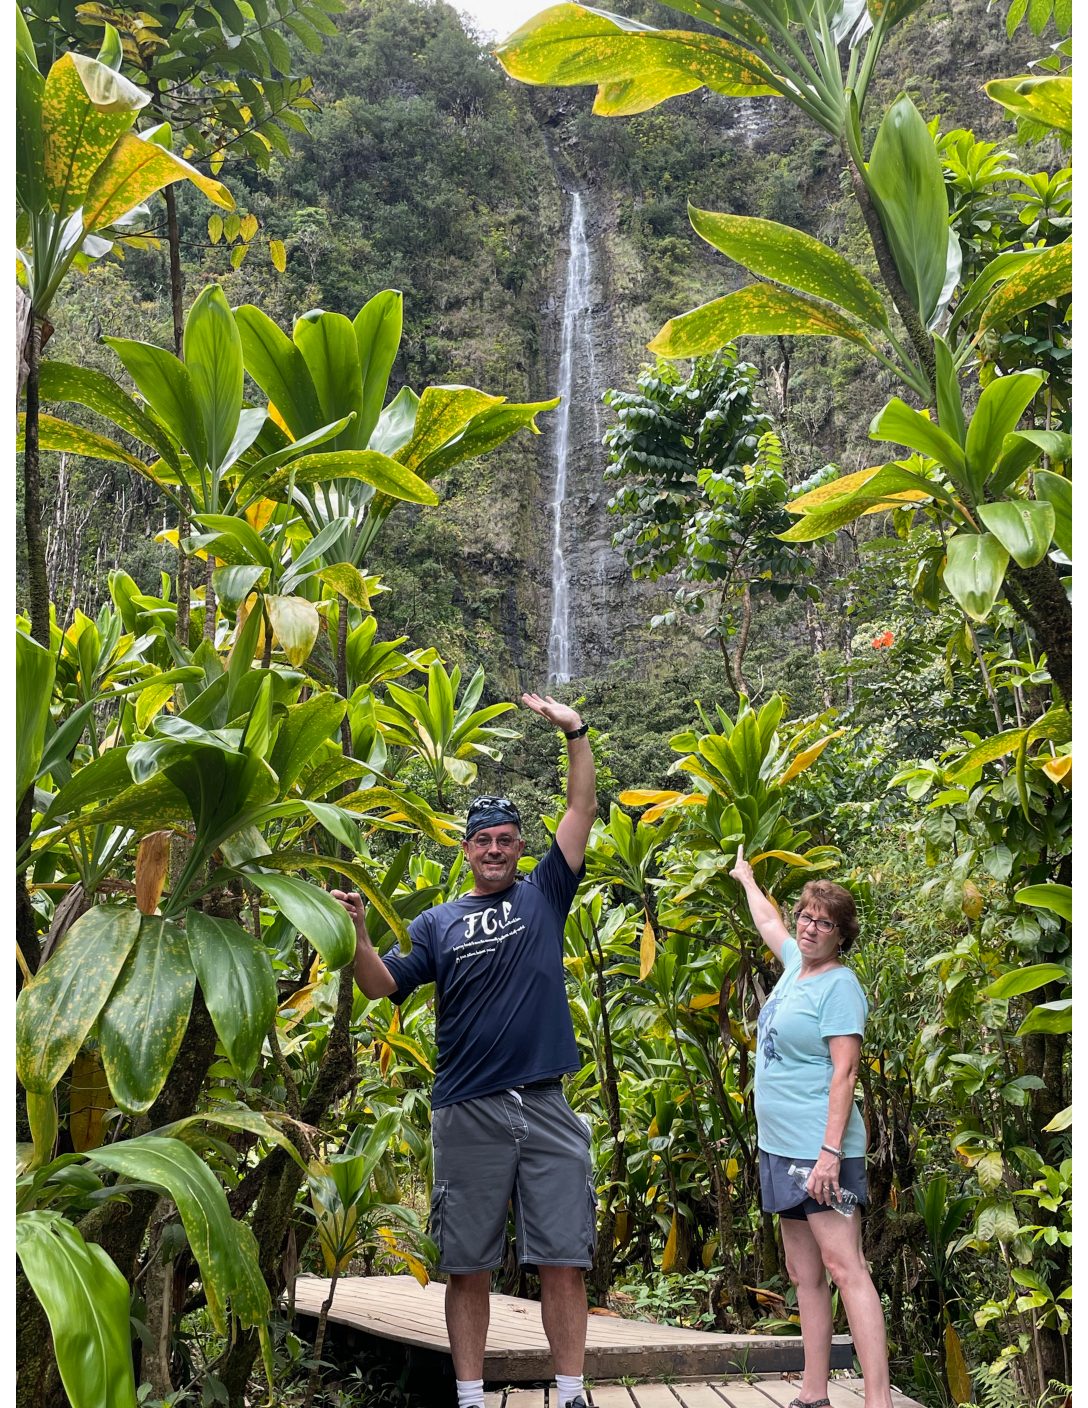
547, 190, 597, 684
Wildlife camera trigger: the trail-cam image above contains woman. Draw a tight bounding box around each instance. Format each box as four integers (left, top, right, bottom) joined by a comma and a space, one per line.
731, 845, 893, 1408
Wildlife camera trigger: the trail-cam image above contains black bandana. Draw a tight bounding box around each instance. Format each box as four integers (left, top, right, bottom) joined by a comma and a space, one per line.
465, 795, 522, 839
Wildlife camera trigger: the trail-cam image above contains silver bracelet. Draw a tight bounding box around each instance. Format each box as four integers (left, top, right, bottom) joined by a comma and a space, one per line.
821, 1143, 844, 1159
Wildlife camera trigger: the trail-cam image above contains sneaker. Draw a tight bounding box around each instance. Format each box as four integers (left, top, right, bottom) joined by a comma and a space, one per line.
562, 1398, 588, 1408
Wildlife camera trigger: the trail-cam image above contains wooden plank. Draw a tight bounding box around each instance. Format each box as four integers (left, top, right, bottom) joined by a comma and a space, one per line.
589, 1387, 637, 1406
746, 1380, 799, 1406
712, 1383, 783, 1407
484, 1395, 506, 1408
503, 1392, 547, 1405
628, 1387, 681, 1407
670, 1387, 731, 1407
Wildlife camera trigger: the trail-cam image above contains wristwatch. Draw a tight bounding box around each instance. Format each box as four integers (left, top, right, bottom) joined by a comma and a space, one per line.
564, 722, 589, 739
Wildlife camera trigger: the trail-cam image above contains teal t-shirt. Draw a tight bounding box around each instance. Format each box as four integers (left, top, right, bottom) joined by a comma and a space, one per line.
754, 938, 869, 1160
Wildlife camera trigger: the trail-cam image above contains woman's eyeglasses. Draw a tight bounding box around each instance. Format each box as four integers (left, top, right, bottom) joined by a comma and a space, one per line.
796, 911, 837, 934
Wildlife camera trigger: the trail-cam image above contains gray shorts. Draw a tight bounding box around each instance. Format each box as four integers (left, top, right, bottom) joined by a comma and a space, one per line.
759, 1149, 869, 1218
429, 1083, 597, 1275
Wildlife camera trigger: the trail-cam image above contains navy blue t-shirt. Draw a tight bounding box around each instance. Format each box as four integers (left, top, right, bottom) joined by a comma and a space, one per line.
384, 845, 583, 1110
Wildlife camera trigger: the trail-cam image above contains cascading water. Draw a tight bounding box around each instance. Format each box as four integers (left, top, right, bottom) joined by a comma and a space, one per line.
547, 190, 597, 684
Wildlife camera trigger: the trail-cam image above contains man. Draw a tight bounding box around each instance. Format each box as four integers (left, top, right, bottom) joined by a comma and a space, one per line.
333, 692, 597, 1408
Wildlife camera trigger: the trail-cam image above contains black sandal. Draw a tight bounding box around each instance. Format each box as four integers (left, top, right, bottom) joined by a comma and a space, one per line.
788, 1398, 831, 1408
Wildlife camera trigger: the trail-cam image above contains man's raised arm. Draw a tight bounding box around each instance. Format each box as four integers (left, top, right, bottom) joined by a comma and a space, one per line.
521, 692, 598, 873
331, 890, 398, 998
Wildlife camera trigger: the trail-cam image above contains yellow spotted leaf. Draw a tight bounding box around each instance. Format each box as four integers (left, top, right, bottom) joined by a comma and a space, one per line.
42, 52, 148, 214
618, 789, 683, 806
267, 402, 293, 439
639, 917, 656, 981
788, 465, 913, 514
269, 238, 286, 273
240, 213, 259, 242
83, 131, 233, 234
135, 680, 176, 732
979, 240, 1071, 333
650, 285, 878, 360
244, 497, 279, 534
688, 991, 721, 1011
748, 849, 812, 867
725, 1157, 740, 1181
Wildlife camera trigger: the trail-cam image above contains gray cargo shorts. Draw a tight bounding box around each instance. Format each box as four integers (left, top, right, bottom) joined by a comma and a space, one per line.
428, 1082, 598, 1275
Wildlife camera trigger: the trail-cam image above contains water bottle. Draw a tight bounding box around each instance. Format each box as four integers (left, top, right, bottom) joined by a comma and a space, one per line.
786, 1163, 858, 1217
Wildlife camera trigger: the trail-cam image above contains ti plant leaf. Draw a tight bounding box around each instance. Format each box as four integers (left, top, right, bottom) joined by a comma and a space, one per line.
942, 533, 1010, 621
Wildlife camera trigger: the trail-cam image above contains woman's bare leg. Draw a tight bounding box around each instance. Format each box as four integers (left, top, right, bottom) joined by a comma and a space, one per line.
808, 1212, 893, 1408
781, 1216, 833, 1403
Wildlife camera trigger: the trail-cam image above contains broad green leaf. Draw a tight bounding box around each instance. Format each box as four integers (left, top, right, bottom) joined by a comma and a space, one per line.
964, 370, 1045, 493
979, 241, 1071, 333
294, 309, 363, 453
1034, 470, 1071, 557
16, 1211, 137, 1408
977, 500, 1054, 568
981, 963, 1068, 999
192, 513, 273, 568
213, 565, 268, 611
933, 335, 965, 447
98, 917, 195, 1115
89, 1136, 243, 1335
19, 412, 149, 473
243, 870, 355, 968
236, 304, 324, 438
17, 629, 55, 805
157, 1102, 307, 1171
495, 4, 778, 115
688, 206, 887, 329
16, 19, 47, 217
946, 726, 1027, 778
869, 399, 968, 484
41, 52, 147, 216
1043, 1105, 1072, 1133
183, 285, 243, 475
866, 95, 953, 325
985, 75, 1072, 133
16, 905, 142, 1094
260, 852, 412, 948
650, 284, 877, 358
369, 385, 419, 457
185, 911, 276, 1082
38, 773, 190, 846
269, 237, 286, 271
104, 337, 206, 466
1016, 999, 1071, 1036
1014, 882, 1071, 921
264, 593, 320, 666
260, 450, 438, 505
38, 360, 178, 462
942, 533, 1009, 621
269, 694, 347, 794
353, 290, 403, 448
990, 429, 1071, 496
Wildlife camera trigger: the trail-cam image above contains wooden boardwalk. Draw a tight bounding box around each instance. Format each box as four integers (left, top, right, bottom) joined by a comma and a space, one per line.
482, 1380, 922, 1406
292, 1275, 854, 1379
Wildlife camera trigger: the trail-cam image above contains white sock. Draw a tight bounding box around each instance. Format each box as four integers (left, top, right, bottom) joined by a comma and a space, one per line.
456, 1379, 485, 1408
556, 1373, 585, 1406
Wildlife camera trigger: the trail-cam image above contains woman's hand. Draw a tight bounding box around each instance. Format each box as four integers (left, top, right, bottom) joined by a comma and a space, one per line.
729, 843, 755, 889
806, 1149, 842, 1206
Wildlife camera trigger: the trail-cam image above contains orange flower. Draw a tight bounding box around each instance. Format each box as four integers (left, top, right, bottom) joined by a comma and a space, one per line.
871, 630, 894, 649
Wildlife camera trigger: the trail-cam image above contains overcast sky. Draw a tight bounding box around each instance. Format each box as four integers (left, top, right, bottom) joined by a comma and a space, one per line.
453, 0, 549, 42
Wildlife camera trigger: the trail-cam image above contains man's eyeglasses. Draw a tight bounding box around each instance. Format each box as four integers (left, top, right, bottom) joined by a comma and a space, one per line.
796, 911, 837, 934
467, 833, 520, 850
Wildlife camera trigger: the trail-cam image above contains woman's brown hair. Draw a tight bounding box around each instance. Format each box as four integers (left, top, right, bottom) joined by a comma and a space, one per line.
793, 880, 860, 952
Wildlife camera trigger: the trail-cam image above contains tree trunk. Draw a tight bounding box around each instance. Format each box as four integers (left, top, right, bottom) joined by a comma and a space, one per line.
1004, 559, 1072, 706
731, 581, 752, 699
303, 1268, 341, 1408
23, 317, 50, 647
202, 556, 217, 642
805, 599, 834, 710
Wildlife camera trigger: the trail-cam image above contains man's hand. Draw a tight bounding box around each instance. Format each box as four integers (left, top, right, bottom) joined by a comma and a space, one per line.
331, 889, 367, 935
521, 692, 583, 736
